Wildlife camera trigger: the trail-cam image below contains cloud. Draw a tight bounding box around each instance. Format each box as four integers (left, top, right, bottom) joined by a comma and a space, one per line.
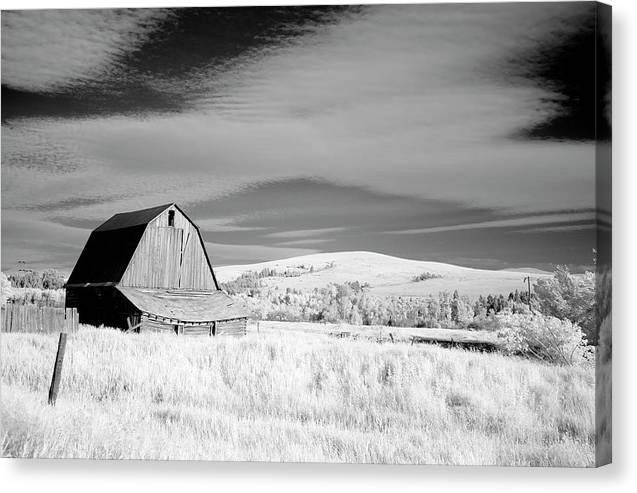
272, 238, 332, 247
267, 227, 348, 239
1, 9, 166, 92
519, 224, 595, 234
386, 212, 596, 235
204, 241, 320, 266
194, 218, 268, 234
502, 3, 611, 140
0, 212, 90, 272
1, 6, 363, 120
186, 178, 498, 236
1, 4, 602, 270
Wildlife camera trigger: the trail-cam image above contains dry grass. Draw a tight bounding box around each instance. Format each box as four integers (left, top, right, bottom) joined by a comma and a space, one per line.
0, 326, 594, 465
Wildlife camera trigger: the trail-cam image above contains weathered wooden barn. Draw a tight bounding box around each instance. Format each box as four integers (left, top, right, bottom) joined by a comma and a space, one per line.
65, 203, 248, 336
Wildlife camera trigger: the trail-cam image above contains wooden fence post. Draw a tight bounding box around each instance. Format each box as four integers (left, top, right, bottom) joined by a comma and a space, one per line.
48, 332, 67, 405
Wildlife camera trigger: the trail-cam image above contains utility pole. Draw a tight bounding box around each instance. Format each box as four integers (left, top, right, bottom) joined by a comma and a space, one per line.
523, 276, 532, 312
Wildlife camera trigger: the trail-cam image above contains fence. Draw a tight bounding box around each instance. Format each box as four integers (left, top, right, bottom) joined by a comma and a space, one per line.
1, 303, 78, 334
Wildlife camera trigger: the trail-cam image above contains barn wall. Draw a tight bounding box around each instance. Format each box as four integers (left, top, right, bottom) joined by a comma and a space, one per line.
139, 315, 178, 334
183, 325, 213, 336
120, 206, 217, 290
216, 318, 247, 337
138, 314, 246, 337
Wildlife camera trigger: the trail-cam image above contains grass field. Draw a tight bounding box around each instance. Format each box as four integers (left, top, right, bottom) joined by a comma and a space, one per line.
0, 326, 594, 465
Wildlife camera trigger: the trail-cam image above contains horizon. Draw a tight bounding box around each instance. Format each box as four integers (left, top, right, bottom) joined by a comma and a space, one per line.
1, 4, 609, 273
2, 247, 585, 278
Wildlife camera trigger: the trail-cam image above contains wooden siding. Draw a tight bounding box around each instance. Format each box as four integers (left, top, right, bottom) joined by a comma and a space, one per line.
217, 318, 247, 337
120, 207, 216, 290
139, 313, 246, 337
140, 314, 178, 334
177, 229, 216, 289
121, 226, 182, 288
183, 325, 213, 336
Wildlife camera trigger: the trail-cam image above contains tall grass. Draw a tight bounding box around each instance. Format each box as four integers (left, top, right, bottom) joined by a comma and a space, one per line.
0, 327, 594, 465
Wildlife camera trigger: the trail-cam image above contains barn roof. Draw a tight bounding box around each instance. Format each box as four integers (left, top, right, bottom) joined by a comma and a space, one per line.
95, 203, 173, 232
67, 225, 148, 285
116, 287, 248, 322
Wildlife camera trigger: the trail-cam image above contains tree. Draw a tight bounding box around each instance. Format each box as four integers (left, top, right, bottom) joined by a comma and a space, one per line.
41, 269, 66, 289
533, 265, 596, 343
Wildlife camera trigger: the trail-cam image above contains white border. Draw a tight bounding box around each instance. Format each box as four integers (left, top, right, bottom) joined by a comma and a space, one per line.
1, 0, 635, 491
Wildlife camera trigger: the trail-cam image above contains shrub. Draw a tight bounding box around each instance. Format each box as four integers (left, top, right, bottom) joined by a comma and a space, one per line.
495, 313, 592, 366
412, 272, 442, 282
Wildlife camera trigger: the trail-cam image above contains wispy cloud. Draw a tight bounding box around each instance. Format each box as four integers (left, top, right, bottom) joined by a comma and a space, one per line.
386, 212, 596, 235
267, 227, 348, 239
518, 224, 596, 234
272, 238, 333, 248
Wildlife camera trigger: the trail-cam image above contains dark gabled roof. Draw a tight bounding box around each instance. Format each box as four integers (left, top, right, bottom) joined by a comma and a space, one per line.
67, 225, 147, 285
116, 287, 249, 322
95, 203, 173, 232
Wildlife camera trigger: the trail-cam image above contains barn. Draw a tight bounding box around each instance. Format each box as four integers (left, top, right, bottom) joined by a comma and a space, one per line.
65, 203, 248, 336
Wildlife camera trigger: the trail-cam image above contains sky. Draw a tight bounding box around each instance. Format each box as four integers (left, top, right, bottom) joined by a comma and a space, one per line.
1, 3, 611, 273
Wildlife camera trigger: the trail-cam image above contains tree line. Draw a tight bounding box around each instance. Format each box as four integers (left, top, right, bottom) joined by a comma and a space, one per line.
7, 269, 66, 290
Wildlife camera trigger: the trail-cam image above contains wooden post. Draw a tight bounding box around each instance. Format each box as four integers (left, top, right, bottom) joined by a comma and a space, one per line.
48, 332, 67, 406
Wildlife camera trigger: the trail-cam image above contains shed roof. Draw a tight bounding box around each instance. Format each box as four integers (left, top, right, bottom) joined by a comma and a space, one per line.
116, 286, 249, 322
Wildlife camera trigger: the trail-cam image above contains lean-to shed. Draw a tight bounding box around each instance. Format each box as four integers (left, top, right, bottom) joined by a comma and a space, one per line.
65, 203, 248, 336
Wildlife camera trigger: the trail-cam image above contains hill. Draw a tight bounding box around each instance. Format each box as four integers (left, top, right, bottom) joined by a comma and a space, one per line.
215, 251, 551, 299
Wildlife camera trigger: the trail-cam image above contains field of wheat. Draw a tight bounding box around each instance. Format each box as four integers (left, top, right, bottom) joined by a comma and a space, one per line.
0, 326, 594, 465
